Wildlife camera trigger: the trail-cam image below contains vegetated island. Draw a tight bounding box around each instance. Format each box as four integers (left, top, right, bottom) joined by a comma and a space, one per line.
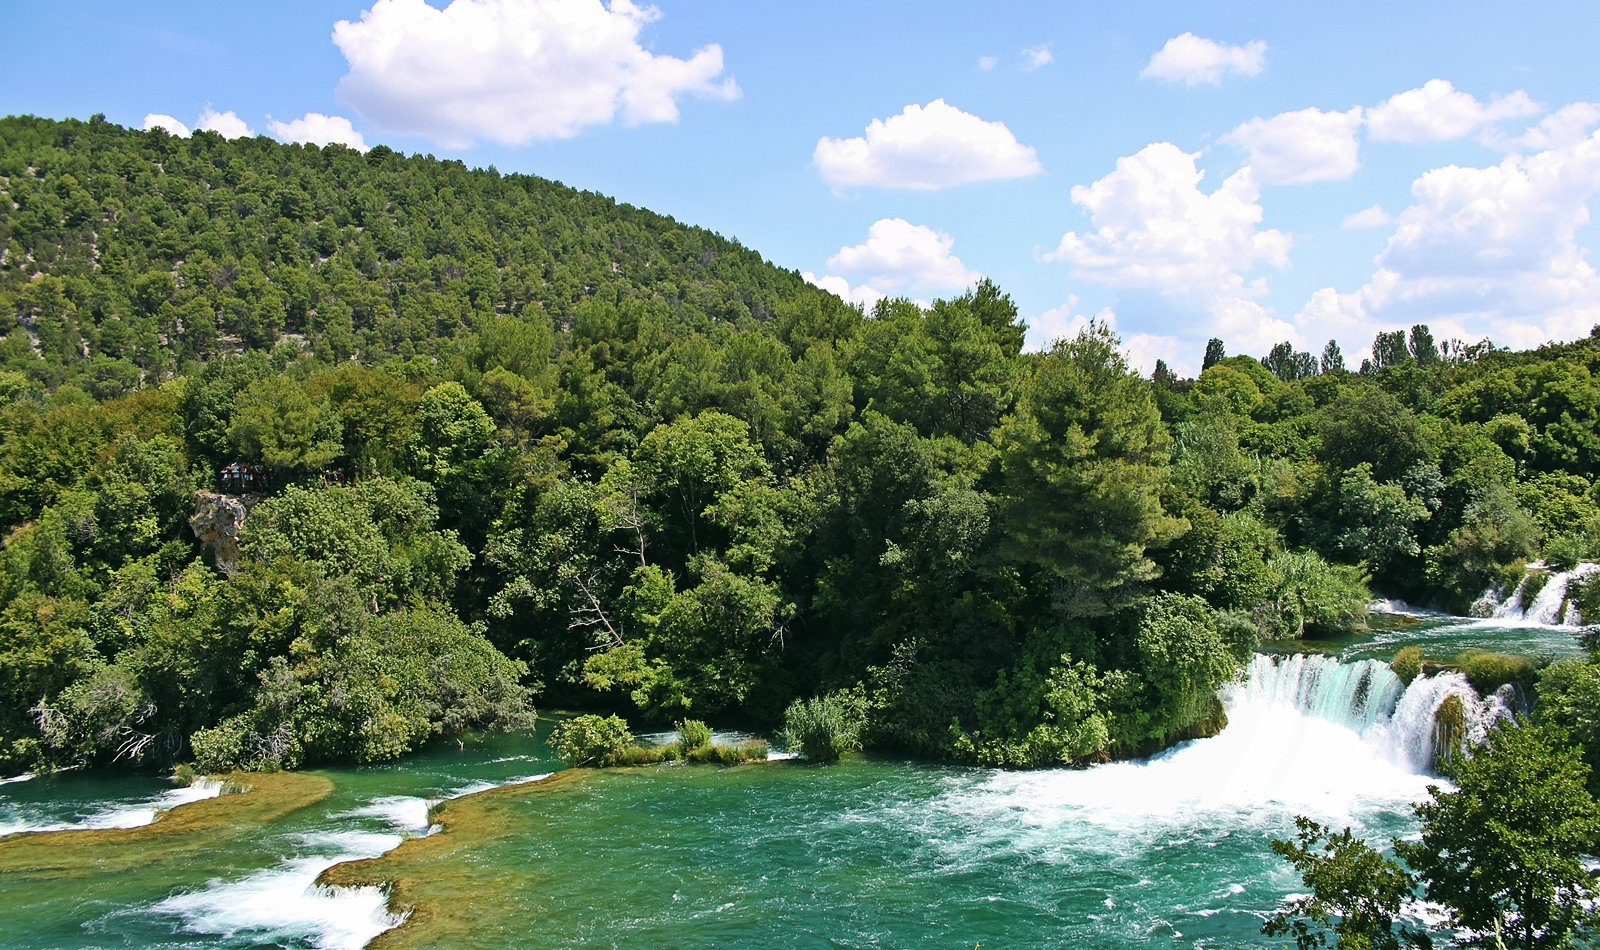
4, 113, 1600, 789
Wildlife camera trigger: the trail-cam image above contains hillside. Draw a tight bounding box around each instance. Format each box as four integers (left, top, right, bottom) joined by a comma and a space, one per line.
4, 115, 1600, 777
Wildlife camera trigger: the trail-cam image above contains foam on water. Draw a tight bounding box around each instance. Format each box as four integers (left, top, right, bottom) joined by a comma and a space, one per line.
153, 829, 405, 950
1486, 562, 1600, 626
0, 777, 224, 837
0, 773, 34, 786
923, 654, 1500, 861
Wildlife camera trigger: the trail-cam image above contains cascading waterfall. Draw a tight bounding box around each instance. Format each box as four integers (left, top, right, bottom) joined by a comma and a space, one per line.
1233, 653, 1515, 773
1483, 562, 1600, 625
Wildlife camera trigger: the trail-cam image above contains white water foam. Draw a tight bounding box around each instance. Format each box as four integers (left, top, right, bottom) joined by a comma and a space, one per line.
0, 773, 35, 786
929, 655, 1503, 854
1487, 562, 1600, 626
153, 829, 405, 950
0, 778, 225, 837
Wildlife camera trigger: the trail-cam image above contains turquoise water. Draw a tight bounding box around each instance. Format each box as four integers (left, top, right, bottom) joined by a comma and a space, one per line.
0, 617, 1543, 950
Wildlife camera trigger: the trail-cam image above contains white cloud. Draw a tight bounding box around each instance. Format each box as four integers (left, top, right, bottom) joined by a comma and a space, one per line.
1222, 106, 1364, 185
1141, 33, 1266, 86
826, 218, 981, 291
1025, 301, 1188, 374
1366, 79, 1538, 143
1297, 129, 1600, 356
977, 55, 997, 71
1342, 204, 1392, 229
331, 0, 739, 147
1022, 44, 1053, 71
1047, 142, 1290, 295
1501, 102, 1600, 151
142, 113, 190, 137
196, 108, 254, 139
269, 113, 370, 152
1047, 142, 1297, 359
813, 99, 1043, 190
803, 271, 886, 310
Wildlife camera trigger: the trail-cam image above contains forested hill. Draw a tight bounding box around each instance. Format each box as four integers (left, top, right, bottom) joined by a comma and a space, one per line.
4, 114, 1600, 779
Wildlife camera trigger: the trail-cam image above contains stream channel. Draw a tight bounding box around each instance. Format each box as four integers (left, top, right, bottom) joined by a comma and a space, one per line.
0, 609, 1583, 950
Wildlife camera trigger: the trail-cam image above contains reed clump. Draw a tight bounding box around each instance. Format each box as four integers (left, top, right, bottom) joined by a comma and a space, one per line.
1454, 649, 1538, 692
1391, 645, 1423, 686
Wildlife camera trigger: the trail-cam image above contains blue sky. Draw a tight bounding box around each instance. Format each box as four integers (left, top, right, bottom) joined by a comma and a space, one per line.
7, 0, 1600, 373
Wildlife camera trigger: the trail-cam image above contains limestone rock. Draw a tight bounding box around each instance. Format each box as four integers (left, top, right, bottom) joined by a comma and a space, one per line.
189, 491, 258, 574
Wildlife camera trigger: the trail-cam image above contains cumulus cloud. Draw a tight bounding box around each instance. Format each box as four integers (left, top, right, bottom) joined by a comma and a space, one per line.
331, 0, 739, 147
977, 56, 997, 71
1366, 79, 1538, 143
813, 99, 1043, 190
1222, 106, 1364, 185
1500, 102, 1600, 151
803, 271, 886, 310
826, 218, 981, 291
1022, 44, 1053, 71
196, 108, 254, 139
1141, 33, 1266, 86
269, 113, 370, 152
1025, 301, 1189, 373
142, 113, 190, 137
1296, 129, 1600, 355
1342, 204, 1392, 229
1047, 142, 1290, 295
1047, 142, 1298, 357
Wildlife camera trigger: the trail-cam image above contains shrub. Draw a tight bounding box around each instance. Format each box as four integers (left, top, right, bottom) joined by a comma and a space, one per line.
1391, 645, 1423, 686
687, 739, 769, 764
1543, 535, 1584, 572
782, 693, 863, 763
1568, 574, 1600, 625
675, 719, 712, 753
548, 714, 634, 767
1454, 649, 1535, 693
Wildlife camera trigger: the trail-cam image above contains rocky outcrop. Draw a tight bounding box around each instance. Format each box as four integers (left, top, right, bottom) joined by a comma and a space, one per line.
189, 492, 258, 574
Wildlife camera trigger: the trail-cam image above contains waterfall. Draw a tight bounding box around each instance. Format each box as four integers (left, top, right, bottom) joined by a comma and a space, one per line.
1233, 654, 1516, 774
1485, 562, 1600, 625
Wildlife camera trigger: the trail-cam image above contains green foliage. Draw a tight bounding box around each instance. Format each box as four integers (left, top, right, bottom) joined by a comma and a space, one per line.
1454, 649, 1537, 693
1391, 645, 1423, 686
1396, 722, 1600, 950
675, 718, 712, 753
1258, 550, 1370, 639
1263, 817, 1431, 950
547, 713, 634, 768
782, 692, 863, 763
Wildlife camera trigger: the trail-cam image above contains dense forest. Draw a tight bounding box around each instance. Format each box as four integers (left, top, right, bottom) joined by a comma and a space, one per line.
4, 114, 1600, 777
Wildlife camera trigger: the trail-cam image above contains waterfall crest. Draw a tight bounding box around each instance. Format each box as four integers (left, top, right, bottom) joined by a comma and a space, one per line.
1479, 562, 1599, 626
1231, 654, 1515, 774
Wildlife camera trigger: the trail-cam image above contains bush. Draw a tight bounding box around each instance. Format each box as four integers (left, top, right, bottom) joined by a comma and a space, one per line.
548, 714, 634, 767
687, 739, 769, 764
1391, 645, 1423, 686
675, 718, 712, 753
782, 693, 863, 763
1454, 649, 1536, 693
1568, 574, 1600, 625
1543, 535, 1585, 572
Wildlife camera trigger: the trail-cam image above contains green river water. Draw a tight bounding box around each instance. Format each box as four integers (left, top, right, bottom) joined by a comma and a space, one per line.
0, 613, 1584, 950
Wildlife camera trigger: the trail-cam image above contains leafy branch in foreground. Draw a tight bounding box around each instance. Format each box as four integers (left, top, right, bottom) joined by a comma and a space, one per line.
1267, 721, 1600, 950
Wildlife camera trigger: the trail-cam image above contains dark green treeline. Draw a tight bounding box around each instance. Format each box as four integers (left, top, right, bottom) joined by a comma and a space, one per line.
2, 114, 1597, 775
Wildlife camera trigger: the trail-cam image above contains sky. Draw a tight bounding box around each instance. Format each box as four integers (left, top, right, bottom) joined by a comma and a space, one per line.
6, 0, 1600, 374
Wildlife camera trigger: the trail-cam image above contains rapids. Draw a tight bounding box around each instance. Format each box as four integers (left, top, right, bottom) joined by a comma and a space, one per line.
0, 648, 1507, 949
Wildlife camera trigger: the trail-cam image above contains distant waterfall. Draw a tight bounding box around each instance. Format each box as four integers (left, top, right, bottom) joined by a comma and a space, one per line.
1480, 562, 1600, 626
1232, 654, 1516, 774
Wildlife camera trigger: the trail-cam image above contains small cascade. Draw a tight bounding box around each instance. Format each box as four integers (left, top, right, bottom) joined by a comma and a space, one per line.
1235, 654, 1515, 773
1487, 562, 1600, 625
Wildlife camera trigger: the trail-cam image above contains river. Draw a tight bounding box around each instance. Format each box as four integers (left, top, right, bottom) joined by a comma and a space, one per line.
0, 615, 1579, 949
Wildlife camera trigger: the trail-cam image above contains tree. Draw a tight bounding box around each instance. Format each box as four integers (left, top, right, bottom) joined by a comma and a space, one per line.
1264, 817, 1432, 950
1322, 340, 1346, 375
1203, 337, 1226, 371
1396, 721, 1600, 950
998, 323, 1183, 609
1409, 325, 1440, 366
1372, 331, 1411, 370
